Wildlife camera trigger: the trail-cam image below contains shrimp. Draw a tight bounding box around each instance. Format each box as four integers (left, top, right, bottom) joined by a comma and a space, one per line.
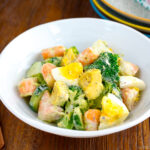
18, 77, 38, 97
84, 109, 101, 131
41, 63, 56, 87
77, 48, 98, 66
38, 90, 64, 122
119, 58, 139, 76
121, 87, 139, 111
77, 40, 113, 66
42, 46, 66, 59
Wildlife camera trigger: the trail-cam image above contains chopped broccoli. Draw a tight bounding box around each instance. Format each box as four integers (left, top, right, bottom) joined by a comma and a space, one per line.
69, 85, 83, 100
42, 57, 62, 66
103, 82, 122, 100
84, 52, 120, 84
69, 85, 82, 93
68, 85, 88, 112
111, 84, 122, 100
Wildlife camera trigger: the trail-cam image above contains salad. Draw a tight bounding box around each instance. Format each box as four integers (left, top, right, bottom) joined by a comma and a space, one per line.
18, 40, 145, 131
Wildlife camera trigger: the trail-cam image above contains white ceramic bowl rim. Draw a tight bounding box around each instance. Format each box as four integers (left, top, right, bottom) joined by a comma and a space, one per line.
0, 18, 150, 138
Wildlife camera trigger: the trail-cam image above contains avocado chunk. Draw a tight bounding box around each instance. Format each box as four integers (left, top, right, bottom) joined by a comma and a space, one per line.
73, 107, 84, 130
33, 73, 47, 85
57, 112, 74, 129
51, 81, 69, 107
79, 69, 104, 100
29, 85, 49, 112
26, 61, 42, 77
57, 101, 74, 129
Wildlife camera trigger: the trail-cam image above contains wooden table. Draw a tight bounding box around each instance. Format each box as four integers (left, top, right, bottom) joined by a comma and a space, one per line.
0, 0, 149, 149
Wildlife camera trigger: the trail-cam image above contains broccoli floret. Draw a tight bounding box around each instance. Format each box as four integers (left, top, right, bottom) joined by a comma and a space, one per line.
84, 52, 120, 84
66, 46, 79, 55
103, 82, 121, 99
42, 57, 62, 66
111, 83, 122, 100
102, 82, 122, 104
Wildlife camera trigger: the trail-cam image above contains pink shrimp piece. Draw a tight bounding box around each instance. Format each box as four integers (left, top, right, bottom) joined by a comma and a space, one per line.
18, 77, 38, 97
38, 91, 64, 122
119, 59, 139, 76
121, 87, 139, 111
84, 109, 101, 131
42, 46, 66, 59
41, 63, 56, 87
77, 48, 98, 66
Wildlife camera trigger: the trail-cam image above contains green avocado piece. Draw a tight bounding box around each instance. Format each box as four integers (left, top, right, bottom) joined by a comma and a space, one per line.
26, 61, 42, 78
73, 107, 84, 130
29, 85, 48, 112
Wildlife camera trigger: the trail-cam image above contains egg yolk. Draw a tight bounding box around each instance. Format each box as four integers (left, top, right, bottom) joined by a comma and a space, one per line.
101, 96, 124, 118
60, 62, 83, 80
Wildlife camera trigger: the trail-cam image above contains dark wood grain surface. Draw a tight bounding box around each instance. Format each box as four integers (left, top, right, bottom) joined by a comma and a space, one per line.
0, 0, 149, 150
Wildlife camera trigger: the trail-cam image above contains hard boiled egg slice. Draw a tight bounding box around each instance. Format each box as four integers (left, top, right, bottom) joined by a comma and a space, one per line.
51, 62, 83, 86
99, 93, 129, 129
120, 76, 145, 91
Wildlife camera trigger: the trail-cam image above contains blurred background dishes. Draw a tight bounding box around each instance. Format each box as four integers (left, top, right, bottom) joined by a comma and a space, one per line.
90, 0, 150, 37
101, 0, 150, 24
136, 0, 150, 11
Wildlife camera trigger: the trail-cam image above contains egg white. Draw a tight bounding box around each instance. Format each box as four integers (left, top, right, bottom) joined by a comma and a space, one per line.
92, 40, 112, 55
120, 76, 145, 91
51, 67, 78, 86
99, 93, 129, 129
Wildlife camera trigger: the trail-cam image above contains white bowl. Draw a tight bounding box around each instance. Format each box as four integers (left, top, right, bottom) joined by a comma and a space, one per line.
0, 18, 150, 138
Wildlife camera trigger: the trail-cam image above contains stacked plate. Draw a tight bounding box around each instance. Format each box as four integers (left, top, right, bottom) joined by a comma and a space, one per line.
90, 0, 150, 37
